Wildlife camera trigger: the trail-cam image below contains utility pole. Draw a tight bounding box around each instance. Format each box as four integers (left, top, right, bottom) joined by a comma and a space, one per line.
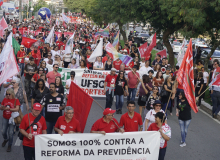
19, 0, 22, 22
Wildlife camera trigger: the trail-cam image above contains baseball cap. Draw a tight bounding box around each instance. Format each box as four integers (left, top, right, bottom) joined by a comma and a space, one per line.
103, 108, 116, 115
153, 100, 162, 106
20, 45, 24, 48
33, 103, 42, 111
111, 68, 116, 72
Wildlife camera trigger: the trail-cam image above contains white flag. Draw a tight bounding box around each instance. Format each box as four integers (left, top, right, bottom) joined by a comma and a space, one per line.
65, 33, 75, 54
88, 38, 103, 62
177, 39, 187, 66
62, 13, 70, 23
0, 33, 19, 85
45, 26, 55, 45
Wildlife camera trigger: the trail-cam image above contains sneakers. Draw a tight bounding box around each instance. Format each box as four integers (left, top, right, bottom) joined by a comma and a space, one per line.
2, 140, 8, 147
7, 145, 11, 152
119, 109, 122, 114
116, 110, 120, 114
180, 142, 186, 147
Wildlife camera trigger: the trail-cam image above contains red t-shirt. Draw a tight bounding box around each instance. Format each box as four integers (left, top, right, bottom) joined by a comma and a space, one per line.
17, 51, 26, 63
105, 74, 117, 88
125, 61, 134, 70
55, 115, 81, 133
91, 118, 119, 133
119, 112, 143, 132
12, 28, 17, 34
46, 71, 61, 84
128, 71, 140, 88
1, 98, 20, 119
102, 56, 108, 64
32, 73, 40, 82
56, 41, 64, 50
113, 60, 122, 70
87, 55, 93, 69
20, 113, 47, 148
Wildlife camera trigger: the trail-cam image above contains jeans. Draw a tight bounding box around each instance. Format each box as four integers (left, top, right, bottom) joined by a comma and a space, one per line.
24, 79, 31, 99
211, 91, 220, 115
115, 95, 124, 110
18, 63, 24, 77
158, 147, 167, 160
46, 121, 56, 134
23, 145, 35, 160
20, 104, 24, 113
127, 88, 137, 101
178, 119, 191, 143
2, 118, 15, 146
106, 91, 114, 108
41, 107, 45, 117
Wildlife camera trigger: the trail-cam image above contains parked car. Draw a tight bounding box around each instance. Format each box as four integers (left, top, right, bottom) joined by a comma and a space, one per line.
134, 33, 150, 44
200, 48, 220, 68
195, 41, 208, 48
171, 41, 182, 54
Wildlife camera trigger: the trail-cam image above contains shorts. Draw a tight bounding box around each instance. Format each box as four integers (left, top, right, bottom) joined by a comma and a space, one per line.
138, 95, 146, 106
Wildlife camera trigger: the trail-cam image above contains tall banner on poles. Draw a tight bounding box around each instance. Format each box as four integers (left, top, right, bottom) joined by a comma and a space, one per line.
35, 132, 160, 160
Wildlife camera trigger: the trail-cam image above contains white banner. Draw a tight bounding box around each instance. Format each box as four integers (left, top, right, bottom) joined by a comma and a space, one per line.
35, 132, 160, 160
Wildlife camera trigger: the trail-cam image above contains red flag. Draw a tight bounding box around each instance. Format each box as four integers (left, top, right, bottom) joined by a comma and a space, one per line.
177, 39, 198, 113
63, 21, 67, 29
21, 37, 38, 48
138, 41, 148, 58
145, 33, 156, 60
0, 17, 8, 38
156, 49, 167, 59
212, 74, 220, 86
67, 82, 94, 132
0, 1, 3, 7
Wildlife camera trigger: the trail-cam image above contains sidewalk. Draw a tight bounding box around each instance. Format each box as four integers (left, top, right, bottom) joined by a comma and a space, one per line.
201, 100, 220, 121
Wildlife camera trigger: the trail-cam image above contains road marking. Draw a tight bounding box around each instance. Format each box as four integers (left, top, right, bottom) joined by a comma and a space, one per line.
14, 137, 21, 146
199, 108, 220, 125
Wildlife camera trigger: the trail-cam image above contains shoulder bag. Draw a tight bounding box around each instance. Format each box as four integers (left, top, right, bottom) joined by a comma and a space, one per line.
14, 99, 24, 125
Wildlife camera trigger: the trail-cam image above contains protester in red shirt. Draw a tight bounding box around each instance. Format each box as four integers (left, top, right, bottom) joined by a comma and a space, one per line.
91, 108, 124, 134
148, 112, 171, 160
113, 59, 122, 70
86, 50, 93, 69
119, 101, 143, 132
20, 103, 47, 160
0, 88, 20, 152
17, 45, 27, 76
102, 54, 109, 64
31, 67, 44, 84
31, 46, 41, 66
46, 64, 61, 84
54, 106, 81, 135
104, 68, 118, 108
56, 37, 64, 49
127, 66, 140, 101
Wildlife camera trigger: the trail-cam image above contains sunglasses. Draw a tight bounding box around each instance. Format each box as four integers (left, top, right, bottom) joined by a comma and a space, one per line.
153, 88, 158, 90
6, 94, 11, 96
11, 82, 15, 84
55, 67, 59, 69
155, 105, 161, 107
39, 70, 43, 71
55, 57, 58, 58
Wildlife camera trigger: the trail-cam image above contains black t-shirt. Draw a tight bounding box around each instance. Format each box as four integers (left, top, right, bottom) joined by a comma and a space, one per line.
43, 67, 48, 74
114, 78, 127, 95
32, 87, 49, 103
146, 94, 159, 110
161, 64, 168, 74
195, 78, 204, 89
177, 100, 192, 121
40, 93, 65, 122
24, 63, 37, 80
55, 85, 64, 95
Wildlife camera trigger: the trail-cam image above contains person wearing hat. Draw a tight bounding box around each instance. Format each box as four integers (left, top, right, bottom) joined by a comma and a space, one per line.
147, 112, 171, 160
163, 67, 171, 80
104, 68, 118, 108
20, 103, 47, 159
65, 71, 78, 99
17, 45, 27, 76
127, 65, 140, 101
143, 100, 166, 131
90, 108, 124, 134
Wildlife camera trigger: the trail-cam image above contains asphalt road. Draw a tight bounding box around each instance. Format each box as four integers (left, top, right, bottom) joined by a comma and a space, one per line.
0, 84, 220, 160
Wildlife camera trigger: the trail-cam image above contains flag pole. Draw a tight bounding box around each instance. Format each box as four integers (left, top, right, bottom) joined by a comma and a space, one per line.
19, 73, 32, 134
93, 99, 121, 130
128, 66, 141, 81
196, 86, 210, 101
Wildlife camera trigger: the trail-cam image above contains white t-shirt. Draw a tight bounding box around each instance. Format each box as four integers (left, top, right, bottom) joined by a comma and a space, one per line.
139, 62, 145, 68
51, 50, 60, 60
72, 53, 81, 66
93, 61, 103, 69
139, 66, 153, 76
203, 71, 209, 84
66, 79, 78, 94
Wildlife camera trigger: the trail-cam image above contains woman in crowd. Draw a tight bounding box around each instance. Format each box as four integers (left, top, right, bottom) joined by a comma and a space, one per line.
137, 75, 153, 116
78, 60, 87, 69
139, 57, 146, 68
195, 72, 204, 108
68, 58, 78, 69
148, 112, 171, 160
93, 56, 104, 70
104, 57, 113, 70
40, 61, 48, 74
153, 64, 161, 76
55, 76, 64, 96
40, 73, 49, 88
31, 67, 44, 84
63, 53, 72, 68
66, 71, 77, 99
144, 100, 166, 131
54, 55, 64, 67
0, 88, 20, 152
176, 91, 191, 147
31, 79, 49, 116
153, 71, 164, 90
72, 49, 81, 66
161, 76, 173, 115
196, 60, 204, 72
134, 57, 140, 69
114, 71, 129, 114
41, 47, 48, 59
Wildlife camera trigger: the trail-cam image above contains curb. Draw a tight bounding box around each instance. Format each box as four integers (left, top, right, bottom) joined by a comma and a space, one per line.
201, 100, 220, 121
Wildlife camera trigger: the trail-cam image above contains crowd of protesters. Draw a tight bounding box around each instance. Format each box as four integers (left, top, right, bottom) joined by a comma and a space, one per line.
0, 12, 219, 160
